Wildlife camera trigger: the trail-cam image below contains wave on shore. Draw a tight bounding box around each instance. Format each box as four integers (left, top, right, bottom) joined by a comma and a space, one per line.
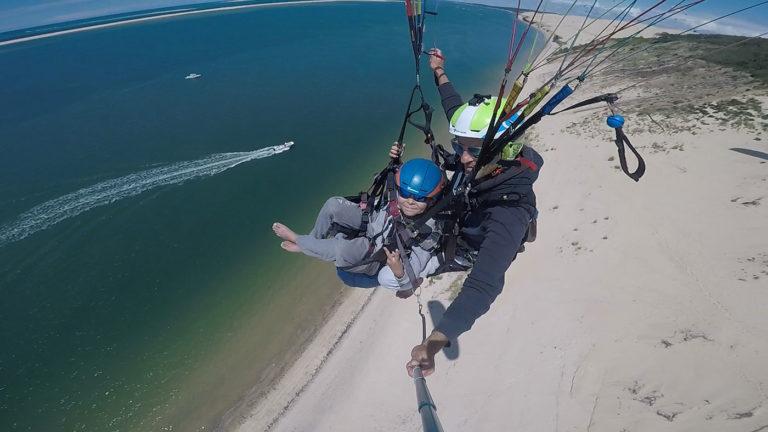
0, 146, 286, 246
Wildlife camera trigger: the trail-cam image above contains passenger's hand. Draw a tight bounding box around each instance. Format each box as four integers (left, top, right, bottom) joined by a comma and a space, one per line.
383, 247, 404, 278
389, 142, 404, 160
428, 48, 445, 72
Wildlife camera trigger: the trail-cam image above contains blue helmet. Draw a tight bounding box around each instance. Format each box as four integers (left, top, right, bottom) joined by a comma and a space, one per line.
396, 158, 444, 202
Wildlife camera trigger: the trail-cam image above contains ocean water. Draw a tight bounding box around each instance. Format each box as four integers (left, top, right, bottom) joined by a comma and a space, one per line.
0, 2, 542, 430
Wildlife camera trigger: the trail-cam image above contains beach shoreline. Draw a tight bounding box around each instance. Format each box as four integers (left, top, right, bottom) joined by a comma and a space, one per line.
222, 286, 375, 431
230, 273, 468, 431
233, 9, 768, 432
0, 0, 393, 47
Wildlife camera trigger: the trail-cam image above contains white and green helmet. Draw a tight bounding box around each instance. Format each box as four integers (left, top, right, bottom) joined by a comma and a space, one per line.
449, 95, 514, 139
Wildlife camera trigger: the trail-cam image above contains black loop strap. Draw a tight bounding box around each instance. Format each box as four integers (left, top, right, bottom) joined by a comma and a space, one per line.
407, 101, 434, 135
397, 85, 428, 144
394, 85, 443, 167
615, 127, 646, 181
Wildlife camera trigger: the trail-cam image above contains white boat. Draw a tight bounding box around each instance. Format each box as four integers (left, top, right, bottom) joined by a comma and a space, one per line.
185, 73, 201, 80
274, 141, 295, 153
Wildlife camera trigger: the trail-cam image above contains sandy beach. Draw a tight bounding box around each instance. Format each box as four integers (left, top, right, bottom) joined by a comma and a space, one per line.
233, 10, 768, 432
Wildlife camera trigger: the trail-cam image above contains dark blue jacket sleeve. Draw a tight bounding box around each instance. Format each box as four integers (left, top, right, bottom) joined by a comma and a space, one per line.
434, 205, 532, 340
437, 82, 464, 121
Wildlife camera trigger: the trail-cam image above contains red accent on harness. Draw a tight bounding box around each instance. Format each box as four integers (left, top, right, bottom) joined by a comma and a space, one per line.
388, 200, 400, 217
518, 157, 538, 171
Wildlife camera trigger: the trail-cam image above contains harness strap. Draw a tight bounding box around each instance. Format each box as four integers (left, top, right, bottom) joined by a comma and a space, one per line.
441, 219, 458, 264
517, 156, 538, 171
431, 143, 458, 171
407, 100, 434, 138
335, 216, 392, 271
367, 161, 397, 212
394, 219, 422, 290
472, 155, 536, 194
551, 93, 619, 115
358, 192, 370, 236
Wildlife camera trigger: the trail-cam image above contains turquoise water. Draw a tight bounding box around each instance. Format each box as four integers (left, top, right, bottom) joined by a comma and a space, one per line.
0, 2, 542, 430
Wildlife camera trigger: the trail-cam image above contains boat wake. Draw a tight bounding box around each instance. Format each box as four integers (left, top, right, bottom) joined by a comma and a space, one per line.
0, 145, 289, 247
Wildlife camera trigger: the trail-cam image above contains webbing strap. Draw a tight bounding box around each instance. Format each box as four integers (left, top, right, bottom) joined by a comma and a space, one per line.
518, 156, 538, 171
397, 84, 446, 170
396, 86, 435, 155
386, 169, 398, 211
614, 127, 646, 181
358, 192, 370, 236
408, 100, 434, 137
394, 221, 422, 290
551, 92, 645, 181
551, 92, 618, 115
441, 220, 457, 263
368, 163, 394, 212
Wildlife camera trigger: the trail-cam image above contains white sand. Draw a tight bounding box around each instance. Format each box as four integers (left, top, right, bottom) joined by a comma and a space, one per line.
234, 10, 768, 432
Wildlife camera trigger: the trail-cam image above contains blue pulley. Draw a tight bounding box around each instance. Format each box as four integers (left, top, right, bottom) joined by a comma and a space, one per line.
607, 115, 625, 129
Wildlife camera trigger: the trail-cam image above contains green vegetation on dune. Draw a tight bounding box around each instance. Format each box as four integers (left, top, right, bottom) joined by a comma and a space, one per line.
655, 33, 768, 85
557, 33, 768, 85
565, 33, 768, 133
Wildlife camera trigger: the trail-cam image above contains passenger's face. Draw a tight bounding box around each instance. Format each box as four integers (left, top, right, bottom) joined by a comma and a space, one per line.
396, 194, 428, 217
453, 137, 484, 174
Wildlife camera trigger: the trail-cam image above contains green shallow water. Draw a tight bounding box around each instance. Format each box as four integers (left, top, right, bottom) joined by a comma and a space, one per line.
0, 2, 541, 430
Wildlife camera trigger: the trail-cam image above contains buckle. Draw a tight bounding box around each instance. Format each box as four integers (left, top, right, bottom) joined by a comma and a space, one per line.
468, 93, 492, 106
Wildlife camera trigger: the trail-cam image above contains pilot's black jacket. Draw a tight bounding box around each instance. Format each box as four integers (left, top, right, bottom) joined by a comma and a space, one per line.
434, 82, 544, 340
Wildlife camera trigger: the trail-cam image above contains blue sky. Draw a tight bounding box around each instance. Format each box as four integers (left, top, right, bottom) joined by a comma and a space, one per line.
1, 0, 767, 35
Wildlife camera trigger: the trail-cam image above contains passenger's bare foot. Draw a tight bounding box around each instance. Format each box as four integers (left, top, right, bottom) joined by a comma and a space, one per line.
280, 241, 301, 253
272, 222, 298, 242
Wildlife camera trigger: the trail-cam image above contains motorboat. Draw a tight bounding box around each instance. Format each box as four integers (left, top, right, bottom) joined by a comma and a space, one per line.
185, 73, 201, 80
274, 141, 295, 153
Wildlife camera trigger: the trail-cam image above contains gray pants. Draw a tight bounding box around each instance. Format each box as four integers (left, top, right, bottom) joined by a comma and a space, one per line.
295, 197, 373, 269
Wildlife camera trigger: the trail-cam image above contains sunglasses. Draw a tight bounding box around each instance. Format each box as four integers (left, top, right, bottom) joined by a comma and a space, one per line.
398, 188, 429, 202
451, 138, 482, 158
